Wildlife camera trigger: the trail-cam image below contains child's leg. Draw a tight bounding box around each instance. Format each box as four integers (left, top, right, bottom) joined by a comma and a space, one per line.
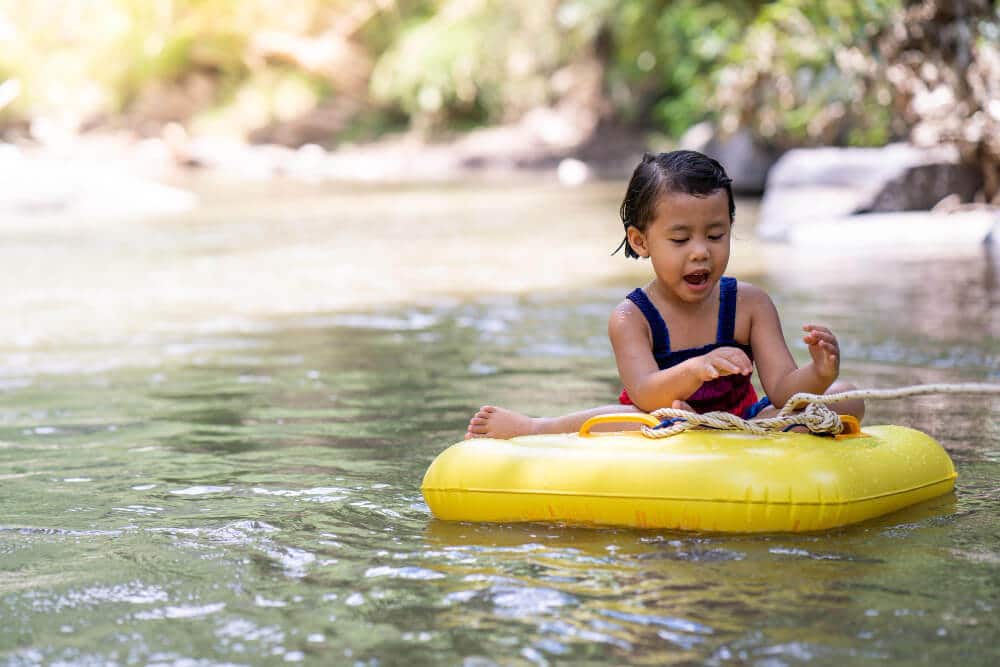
466, 403, 643, 439
824, 380, 866, 422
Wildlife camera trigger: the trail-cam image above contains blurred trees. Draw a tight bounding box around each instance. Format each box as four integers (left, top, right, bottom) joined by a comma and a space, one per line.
606, 0, 760, 138
878, 0, 1000, 198
713, 0, 902, 148
370, 0, 609, 132
0, 0, 997, 192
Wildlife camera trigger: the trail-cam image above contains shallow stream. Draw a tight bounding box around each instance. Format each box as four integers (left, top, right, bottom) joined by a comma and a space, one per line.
1, 181, 998, 665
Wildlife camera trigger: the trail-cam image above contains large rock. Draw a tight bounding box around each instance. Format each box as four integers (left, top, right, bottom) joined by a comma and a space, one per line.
758, 143, 983, 240
785, 209, 999, 254
679, 122, 779, 194
862, 163, 983, 212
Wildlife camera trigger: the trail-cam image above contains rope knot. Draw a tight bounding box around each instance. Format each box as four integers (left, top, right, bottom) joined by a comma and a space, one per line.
638, 382, 1000, 439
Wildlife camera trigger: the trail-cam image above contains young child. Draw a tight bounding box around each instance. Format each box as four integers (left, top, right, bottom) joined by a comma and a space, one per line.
466, 150, 864, 439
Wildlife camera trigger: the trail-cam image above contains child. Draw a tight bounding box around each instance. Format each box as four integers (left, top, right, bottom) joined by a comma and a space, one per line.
466, 150, 864, 439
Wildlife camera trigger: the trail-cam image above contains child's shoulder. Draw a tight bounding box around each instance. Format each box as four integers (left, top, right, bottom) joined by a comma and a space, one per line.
734, 279, 769, 300
610, 294, 643, 320
607, 293, 650, 335
733, 279, 777, 315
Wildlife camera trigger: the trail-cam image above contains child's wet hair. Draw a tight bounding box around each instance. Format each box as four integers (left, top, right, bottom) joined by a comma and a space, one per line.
615, 150, 735, 258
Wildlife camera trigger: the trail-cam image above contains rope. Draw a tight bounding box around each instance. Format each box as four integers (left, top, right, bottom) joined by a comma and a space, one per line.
641, 382, 1000, 438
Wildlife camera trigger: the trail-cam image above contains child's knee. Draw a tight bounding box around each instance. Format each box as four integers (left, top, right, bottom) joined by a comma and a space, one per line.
826, 380, 865, 420
827, 380, 856, 394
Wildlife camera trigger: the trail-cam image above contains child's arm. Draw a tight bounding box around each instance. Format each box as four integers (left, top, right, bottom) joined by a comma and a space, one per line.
745, 285, 839, 407
608, 301, 752, 412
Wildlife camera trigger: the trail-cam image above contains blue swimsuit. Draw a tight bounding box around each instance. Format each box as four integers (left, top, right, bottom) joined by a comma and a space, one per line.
618, 277, 771, 418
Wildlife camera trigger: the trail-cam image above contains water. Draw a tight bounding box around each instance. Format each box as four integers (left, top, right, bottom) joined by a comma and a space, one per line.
1, 181, 998, 665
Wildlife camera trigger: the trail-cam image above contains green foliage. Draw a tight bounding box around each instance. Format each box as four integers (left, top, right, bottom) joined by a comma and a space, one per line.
369, 0, 608, 132
0, 0, 357, 132
713, 0, 902, 147
607, 0, 757, 137
0, 0, 972, 153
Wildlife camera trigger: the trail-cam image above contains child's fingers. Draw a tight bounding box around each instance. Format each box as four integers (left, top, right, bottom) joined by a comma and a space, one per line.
712, 358, 740, 374
714, 348, 752, 375
804, 330, 838, 348
807, 334, 838, 348
730, 356, 753, 374
817, 342, 839, 366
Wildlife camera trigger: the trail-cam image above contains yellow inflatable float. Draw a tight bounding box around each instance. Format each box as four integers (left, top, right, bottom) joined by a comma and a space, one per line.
422, 414, 957, 533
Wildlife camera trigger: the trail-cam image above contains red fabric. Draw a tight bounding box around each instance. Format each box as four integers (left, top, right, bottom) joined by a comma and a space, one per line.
619, 382, 759, 418
618, 387, 633, 405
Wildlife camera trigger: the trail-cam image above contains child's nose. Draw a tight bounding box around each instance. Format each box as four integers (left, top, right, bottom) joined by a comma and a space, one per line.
689, 241, 709, 259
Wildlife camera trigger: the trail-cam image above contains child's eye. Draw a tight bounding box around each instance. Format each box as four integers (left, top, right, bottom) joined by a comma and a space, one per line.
670, 238, 689, 245
708, 234, 725, 241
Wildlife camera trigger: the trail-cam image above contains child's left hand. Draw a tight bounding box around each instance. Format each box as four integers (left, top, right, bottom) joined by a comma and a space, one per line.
802, 324, 840, 382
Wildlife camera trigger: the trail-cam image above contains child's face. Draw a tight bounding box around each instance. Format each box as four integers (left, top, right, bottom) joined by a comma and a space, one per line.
626, 189, 732, 304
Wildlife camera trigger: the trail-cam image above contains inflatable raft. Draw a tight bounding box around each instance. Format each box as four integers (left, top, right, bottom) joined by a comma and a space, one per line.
422, 414, 957, 533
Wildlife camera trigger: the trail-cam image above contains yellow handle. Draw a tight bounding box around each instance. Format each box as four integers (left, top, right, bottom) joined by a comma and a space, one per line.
579, 412, 661, 436
835, 415, 864, 439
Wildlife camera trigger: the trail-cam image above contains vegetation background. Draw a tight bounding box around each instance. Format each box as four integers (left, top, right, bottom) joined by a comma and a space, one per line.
1, 0, 997, 195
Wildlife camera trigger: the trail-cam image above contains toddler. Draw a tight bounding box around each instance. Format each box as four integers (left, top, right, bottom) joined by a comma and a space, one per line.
467, 151, 864, 438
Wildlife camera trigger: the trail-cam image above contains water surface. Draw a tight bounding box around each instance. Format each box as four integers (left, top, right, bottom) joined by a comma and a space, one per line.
1, 182, 998, 665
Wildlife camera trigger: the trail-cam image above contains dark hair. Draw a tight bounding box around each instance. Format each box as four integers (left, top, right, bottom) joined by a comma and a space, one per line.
614, 150, 735, 258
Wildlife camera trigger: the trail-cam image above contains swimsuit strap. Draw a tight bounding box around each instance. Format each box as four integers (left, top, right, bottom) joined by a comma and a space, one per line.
716, 276, 737, 343
625, 288, 670, 353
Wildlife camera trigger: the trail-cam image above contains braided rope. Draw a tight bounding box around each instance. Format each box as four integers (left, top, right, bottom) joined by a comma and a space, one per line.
641, 382, 1000, 438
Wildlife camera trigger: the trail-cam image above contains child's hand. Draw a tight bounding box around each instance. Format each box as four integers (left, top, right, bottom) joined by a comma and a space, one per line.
689, 346, 753, 382
803, 324, 840, 382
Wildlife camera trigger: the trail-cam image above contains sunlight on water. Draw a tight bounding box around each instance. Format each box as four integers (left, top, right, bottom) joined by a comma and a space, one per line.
0, 181, 998, 665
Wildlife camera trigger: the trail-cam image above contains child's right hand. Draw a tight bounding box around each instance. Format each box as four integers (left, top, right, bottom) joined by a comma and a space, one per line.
688, 347, 753, 382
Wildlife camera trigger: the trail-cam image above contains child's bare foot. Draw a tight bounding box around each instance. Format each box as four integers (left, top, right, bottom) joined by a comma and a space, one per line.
671, 400, 695, 412
465, 406, 540, 440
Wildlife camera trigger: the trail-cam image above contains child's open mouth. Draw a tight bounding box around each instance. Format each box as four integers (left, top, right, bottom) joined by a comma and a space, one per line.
684, 270, 710, 286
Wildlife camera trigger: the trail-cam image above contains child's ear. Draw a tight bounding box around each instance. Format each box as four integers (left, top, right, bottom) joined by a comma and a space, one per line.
626, 226, 649, 257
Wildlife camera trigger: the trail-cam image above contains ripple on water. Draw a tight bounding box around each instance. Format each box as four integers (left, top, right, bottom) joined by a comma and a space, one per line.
489, 584, 578, 618
169, 485, 232, 496
364, 565, 446, 581
22, 581, 169, 613
768, 547, 862, 561
111, 505, 165, 516
636, 540, 746, 563
216, 617, 286, 645
151, 520, 316, 578
134, 601, 226, 620
538, 619, 632, 651
251, 486, 349, 503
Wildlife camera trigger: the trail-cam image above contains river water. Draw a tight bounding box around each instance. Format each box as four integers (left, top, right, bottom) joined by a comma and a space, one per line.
1, 180, 998, 665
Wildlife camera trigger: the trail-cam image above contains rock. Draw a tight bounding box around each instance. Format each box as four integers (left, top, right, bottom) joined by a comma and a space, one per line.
758, 143, 978, 240
930, 193, 963, 213
861, 163, 983, 212
679, 122, 778, 194
784, 209, 999, 254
